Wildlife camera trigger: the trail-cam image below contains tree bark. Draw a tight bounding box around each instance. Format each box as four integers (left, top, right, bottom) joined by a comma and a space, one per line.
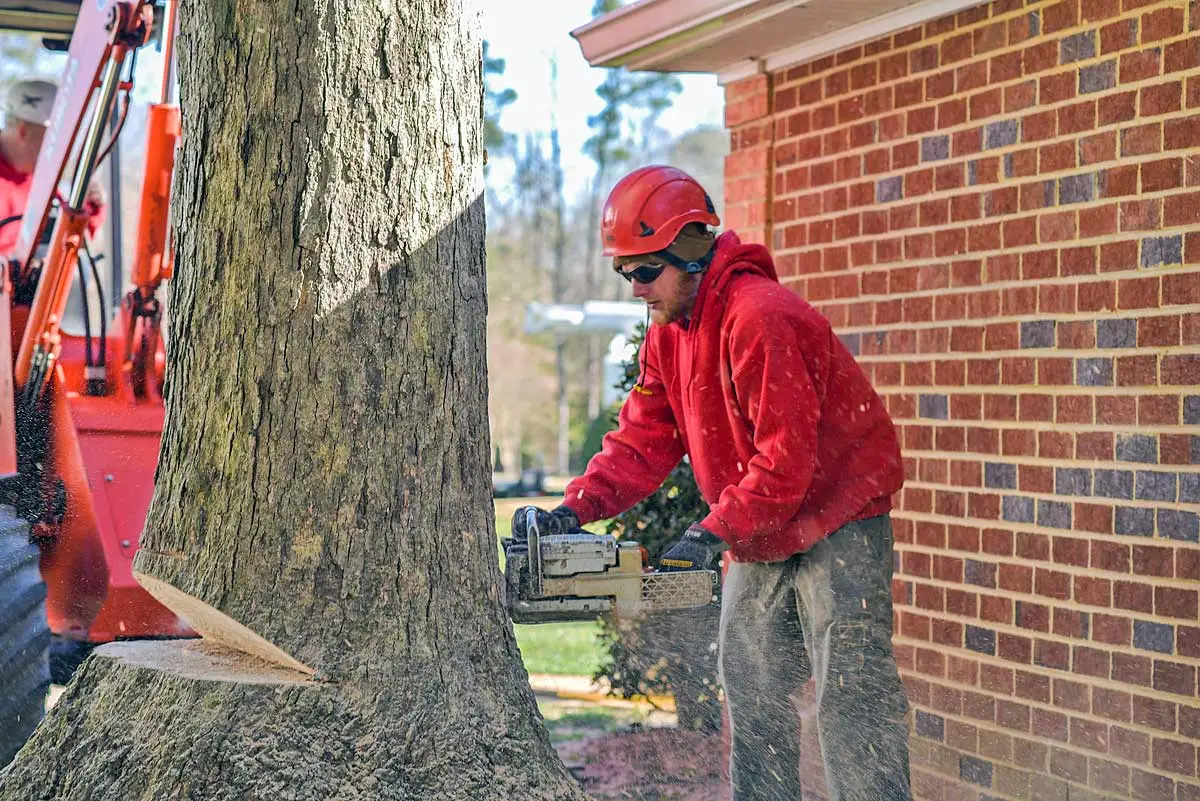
0, 1, 585, 798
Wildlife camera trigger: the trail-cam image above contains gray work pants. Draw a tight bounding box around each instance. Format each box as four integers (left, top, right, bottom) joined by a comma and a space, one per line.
718, 514, 913, 801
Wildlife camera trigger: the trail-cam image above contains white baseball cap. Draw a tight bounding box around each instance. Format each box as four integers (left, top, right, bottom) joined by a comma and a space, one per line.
5, 79, 57, 126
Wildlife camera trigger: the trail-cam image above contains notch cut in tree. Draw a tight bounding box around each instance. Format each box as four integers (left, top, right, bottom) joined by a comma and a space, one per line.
0, 2, 586, 799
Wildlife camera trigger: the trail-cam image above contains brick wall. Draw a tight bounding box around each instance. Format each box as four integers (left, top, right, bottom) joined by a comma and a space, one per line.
723, 1, 1200, 799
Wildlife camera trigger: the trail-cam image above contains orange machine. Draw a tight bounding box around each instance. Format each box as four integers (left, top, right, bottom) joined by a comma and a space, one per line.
0, 0, 192, 763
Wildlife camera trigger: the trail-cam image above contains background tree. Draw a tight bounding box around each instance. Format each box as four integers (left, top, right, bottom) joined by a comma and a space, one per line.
0, 4, 586, 798
483, 39, 516, 163
579, 0, 681, 421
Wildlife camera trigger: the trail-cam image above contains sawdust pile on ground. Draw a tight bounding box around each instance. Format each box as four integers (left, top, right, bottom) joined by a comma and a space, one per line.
556, 728, 727, 801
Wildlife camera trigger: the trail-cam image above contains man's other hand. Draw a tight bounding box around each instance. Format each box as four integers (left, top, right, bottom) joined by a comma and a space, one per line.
659, 524, 726, 572
510, 505, 580, 540
85, 176, 106, 210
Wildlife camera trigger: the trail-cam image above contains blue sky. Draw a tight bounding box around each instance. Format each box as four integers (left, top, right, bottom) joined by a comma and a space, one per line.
470, 0, 726, 197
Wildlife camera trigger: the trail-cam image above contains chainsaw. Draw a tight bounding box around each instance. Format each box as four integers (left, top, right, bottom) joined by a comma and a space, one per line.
502, 509, 718, 624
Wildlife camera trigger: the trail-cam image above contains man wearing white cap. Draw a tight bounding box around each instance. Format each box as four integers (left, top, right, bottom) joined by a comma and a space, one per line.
0, 78, 106, 257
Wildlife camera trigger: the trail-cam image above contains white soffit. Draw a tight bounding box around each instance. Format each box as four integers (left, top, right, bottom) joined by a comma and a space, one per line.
570, 0, 990, 86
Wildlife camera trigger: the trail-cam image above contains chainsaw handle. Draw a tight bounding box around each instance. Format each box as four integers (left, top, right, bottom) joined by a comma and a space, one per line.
525, 508, 542, 596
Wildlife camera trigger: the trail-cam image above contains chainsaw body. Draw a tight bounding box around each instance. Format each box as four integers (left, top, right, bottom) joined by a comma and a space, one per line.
502, 512, 717, 624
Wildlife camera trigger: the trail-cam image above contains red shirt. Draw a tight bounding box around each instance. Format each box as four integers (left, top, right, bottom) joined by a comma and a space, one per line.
0, 150, 105, 259
563, 231, 904, 563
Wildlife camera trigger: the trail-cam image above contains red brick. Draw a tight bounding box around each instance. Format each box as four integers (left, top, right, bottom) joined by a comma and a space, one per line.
1119, 198, 1162, 231
1143, 6, 1185, 42
1040, 211, 1077, 242
1101, 18, 1138, 54
1023, 109, 1058, 142
1076, 432, 1112, 460
1139, 394, 1179, 425
1142, 81, 1184, 117
1100, 90, 1137, 125
1165, 190, 1200, 226
1115, 580, 1154, 613
1080, 204, 1118, 238
1005, 80, 1037, 112
1079, 130, 1117, 165
1044, 0, 1080, 33
1163, 353, 1200, 384
1102, 164, 1138, 197
1121, 48, 1163, 83
1094, 613, 1132, 645
1165, 35, 1200, 73
1166, 113, 1200, 149
1101, 239, 1138, 271
1153, 736, 1197, 775
1122, 122, 1163, 156
1042, 71, 1076, 104
1134, 695, 1178, 731
1094, 397, 1133, 424
1165, 272, 1200, 304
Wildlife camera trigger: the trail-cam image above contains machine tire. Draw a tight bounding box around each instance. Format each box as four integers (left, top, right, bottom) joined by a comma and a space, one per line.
0, 504, 50, 766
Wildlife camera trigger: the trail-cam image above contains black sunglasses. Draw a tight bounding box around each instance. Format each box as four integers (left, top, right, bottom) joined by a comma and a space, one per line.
617, 263, 667, 284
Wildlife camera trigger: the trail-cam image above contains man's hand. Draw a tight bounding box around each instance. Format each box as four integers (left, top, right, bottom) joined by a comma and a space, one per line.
85, 176, 106, 211
658, 524, 727, 572
511, 505, 580, 540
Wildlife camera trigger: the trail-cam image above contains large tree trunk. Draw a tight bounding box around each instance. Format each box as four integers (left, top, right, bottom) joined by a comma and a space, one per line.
0, 2, 585, 799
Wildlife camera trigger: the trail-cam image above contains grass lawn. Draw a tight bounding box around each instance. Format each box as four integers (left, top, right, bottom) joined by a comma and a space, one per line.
495, 497, 607, 677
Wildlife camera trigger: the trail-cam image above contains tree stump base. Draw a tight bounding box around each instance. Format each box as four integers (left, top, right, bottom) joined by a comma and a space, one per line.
0, 640, 585, 801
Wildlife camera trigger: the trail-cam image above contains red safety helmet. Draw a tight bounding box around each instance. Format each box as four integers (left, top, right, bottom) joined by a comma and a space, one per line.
601, 165, 720, 258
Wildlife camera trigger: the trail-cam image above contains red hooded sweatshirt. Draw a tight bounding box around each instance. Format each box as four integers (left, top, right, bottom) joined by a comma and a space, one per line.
0, 151, 106, 258
562, 231, 904, 563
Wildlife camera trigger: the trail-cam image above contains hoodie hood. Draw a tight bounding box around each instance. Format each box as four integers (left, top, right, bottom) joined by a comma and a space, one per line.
686, 230, 778, 330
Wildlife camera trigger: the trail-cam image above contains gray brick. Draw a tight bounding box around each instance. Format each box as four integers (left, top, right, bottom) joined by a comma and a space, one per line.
1003, 153, 1014, 178
1059, 173, 1094, 204
1060, 31, 1096, 64
919, 394, 949, 420
965, 559, 996, 588
965, 626, 996, 655
1094, 469, 1133, 499
877, 175, 903, 203
1141, 235, 1183, 267
1020, 320, 1056, 348
1135, 471, 1176, 502
961, 755, 994, 787
1158, 509, 1199, 542
1044, 180, 1057, 208
1181, 473, 1200, 504
1055, 468, 1091, 496
922, 134, 950, 162
1132, 620, 1174, 654
985, 119, 1019, 150
985, 463, 1017, 490
1115, 506, 1154, 536
915, 710, 944, 740
1038, 499, 1073, 529
1185, 396, 1200, 425
968, 160, 979, 185
1028, 11, 1041, 36
1097, 318, 1136, 348
1116, 434, 1157, 464
1076, 357, 1113, 386
1079, 60, 1117, 94
839, 333, 861, 356
1003, 495, 1035, 523
1193, 436, 1200, 465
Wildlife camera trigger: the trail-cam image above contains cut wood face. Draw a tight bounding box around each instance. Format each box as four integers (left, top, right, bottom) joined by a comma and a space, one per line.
135, 571, 315, 676
94, 639, 313, 685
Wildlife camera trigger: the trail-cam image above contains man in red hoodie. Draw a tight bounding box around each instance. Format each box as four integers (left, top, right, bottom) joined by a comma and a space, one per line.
514, 165, 911, 801
0, 78, 106, 257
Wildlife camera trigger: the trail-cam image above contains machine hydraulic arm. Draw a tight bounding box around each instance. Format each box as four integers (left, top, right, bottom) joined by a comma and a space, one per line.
11, 0, 154, 402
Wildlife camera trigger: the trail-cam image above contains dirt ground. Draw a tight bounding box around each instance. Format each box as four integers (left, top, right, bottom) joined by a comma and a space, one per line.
534, 684, 727, 801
